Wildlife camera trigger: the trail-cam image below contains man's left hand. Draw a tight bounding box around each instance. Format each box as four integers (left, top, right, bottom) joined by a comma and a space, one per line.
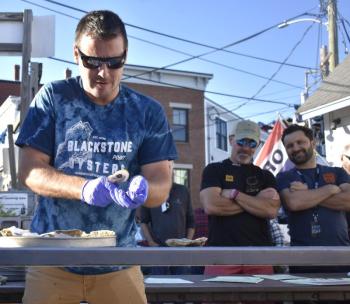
106, 175, 149, 209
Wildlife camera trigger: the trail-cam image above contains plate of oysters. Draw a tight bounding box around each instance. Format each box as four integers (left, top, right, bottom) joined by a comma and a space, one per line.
0, 227, 116, 248
165, 237, 207, 247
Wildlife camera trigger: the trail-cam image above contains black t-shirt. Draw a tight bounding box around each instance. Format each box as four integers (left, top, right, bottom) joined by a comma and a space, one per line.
140, 183, 195, 245
201, 158, 277, 246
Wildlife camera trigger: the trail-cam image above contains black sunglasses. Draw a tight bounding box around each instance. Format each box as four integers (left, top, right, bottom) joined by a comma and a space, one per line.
236, 138, 258, 149
77, 48, 126, 69
344, 155, 350, 161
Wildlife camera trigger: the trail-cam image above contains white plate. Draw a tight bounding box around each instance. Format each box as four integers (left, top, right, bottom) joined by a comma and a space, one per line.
0, 236, 116, 248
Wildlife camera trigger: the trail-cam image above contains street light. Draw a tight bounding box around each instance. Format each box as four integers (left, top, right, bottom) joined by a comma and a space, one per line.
277, 16, 330, 105
278, 2, 338, 74
277, 18, 327, 29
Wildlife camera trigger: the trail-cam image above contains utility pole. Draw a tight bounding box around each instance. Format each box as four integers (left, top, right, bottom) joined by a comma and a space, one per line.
302, 69, 319, 103
320, 45, 330, 78
327, 0, 339, 72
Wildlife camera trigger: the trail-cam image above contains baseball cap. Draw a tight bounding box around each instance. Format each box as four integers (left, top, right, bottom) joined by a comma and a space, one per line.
232, 120, 260, 143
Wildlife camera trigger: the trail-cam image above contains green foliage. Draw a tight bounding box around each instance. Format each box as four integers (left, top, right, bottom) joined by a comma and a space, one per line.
0, 202, 16, 217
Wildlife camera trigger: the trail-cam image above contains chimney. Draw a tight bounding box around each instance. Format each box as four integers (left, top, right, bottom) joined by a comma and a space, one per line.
14, 64, 20, 81
65, 68, 72, 79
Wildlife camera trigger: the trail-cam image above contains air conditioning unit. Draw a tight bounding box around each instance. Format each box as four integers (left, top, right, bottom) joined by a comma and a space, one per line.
0, 216, 21, 229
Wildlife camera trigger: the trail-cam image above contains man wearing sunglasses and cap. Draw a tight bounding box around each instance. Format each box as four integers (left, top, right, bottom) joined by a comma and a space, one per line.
16, 10, 177, 304
200, 119, 280, 275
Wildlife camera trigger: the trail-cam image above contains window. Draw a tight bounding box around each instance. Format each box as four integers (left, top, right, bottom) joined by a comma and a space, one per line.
172, 108, 188, 142
215, 117, 228, 151
173, 168, 190, 188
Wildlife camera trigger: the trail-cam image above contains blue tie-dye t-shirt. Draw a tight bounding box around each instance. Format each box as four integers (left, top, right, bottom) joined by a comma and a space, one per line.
15, 76, 177, 274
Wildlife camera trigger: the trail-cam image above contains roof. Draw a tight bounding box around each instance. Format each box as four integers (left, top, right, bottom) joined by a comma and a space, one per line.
298, 54, 350, 116
125, 63, 213, 79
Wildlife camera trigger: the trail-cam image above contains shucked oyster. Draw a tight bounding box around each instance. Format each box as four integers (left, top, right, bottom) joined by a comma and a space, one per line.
40, 229, 84, 238
41, 229, 116, 238
0, 227, 115, 238
82, 230, 116, 238
0, 226, 39, 237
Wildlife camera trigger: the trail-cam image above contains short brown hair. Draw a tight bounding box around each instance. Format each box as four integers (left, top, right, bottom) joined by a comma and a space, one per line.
281, 124, 314, 144
75, 10, 128, 49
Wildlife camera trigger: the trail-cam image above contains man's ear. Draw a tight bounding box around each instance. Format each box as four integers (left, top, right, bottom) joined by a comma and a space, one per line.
73, 45, 79, 64
229, 135, 235, 145
125, 48, 128, 62
311, 139, 316, 149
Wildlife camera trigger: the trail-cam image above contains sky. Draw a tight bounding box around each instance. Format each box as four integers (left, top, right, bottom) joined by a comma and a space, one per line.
1, 0, 350, 124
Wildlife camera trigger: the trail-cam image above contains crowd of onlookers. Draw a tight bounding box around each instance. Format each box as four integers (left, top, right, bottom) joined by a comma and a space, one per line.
137, 121, 350, 284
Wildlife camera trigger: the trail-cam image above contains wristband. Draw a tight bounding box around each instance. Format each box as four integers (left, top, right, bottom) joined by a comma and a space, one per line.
230, 188, 240, 201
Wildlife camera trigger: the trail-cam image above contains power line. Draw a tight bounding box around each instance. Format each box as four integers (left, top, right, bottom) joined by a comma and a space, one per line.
48, 51, 300, 107
219, 50, 315, 70
340, 18, 350, 46
258, 87, 299, 98
253, 23, 316, 98
19, 0, 320, 113
43, 0, 279, 48
128, 34, 302, 89
121, 18, 313, 83
208, 89, 301, 111
200, 105, 291, 132
338, 10, 350, 29
312, 17, 323, 84
34, 0, 317, 70
47, 56, 296, 107
42, 0, 86, 13
204, 92, 297, 119
230, 23, 316, 112
20, 0, 80, 20
19, 0, 329, 116
124, 74, 296, 107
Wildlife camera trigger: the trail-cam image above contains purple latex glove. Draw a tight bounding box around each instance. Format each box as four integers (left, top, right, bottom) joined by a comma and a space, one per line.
81, 177, 114, 207
81, 175, 149, 209
106, 175, 149, 209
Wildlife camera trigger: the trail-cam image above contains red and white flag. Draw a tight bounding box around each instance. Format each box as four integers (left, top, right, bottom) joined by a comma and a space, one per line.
254, 118, 289, 176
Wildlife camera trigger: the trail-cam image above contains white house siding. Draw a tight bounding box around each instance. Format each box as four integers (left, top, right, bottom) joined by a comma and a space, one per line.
204, 99, 240, 165
323, 107, 350, 167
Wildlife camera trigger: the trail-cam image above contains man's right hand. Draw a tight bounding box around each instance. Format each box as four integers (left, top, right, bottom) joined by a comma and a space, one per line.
148, 240, 160, 247
324, 183, 342, 195
289, 181, 308, 192
258, 187, 280, 200
81, 177, 113, 207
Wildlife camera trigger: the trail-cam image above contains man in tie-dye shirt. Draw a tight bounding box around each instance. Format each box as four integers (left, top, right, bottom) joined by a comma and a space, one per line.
16, 10, 177, 304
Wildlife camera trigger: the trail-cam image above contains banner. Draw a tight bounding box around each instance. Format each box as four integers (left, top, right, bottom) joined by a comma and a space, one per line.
254, 118, 288, 176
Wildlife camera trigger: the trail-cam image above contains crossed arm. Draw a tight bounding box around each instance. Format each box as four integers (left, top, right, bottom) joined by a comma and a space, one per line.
200, 187, 244, 216
18, 146, 172, 207
280, 181, 350, 212
200, 186, 280, 219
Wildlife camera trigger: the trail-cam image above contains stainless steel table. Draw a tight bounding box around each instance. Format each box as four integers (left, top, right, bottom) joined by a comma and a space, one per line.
1, 246, 350, 303
1, 246, 350, 266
